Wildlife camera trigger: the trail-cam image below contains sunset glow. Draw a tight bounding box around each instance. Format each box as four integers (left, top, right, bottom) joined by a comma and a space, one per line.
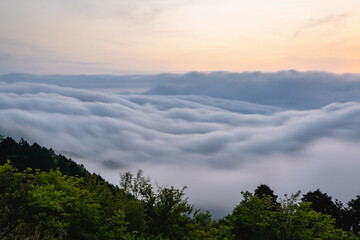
1, 0, 360, 74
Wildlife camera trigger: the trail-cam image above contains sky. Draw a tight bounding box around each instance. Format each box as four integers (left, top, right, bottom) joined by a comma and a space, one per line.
1, 0, 360, 74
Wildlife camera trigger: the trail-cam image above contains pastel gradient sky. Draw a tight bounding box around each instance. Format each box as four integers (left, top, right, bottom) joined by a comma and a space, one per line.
1, 0, 360, 74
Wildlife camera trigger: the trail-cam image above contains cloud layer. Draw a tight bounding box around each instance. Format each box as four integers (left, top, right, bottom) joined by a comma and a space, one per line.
3, 71, 360, 109
1, 71, 360, 217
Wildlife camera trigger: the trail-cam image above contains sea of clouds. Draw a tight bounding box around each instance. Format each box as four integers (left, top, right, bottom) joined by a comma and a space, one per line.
1, 71, 360, 217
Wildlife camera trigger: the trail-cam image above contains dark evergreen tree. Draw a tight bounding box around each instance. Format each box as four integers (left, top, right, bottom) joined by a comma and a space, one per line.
302, 189, 347, 230
347, 195, 360, 236
254, 184, 278, 201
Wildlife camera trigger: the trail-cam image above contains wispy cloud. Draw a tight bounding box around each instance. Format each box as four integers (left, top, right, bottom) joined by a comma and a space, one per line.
293, 10, 359, 38
306, 12, 354, 28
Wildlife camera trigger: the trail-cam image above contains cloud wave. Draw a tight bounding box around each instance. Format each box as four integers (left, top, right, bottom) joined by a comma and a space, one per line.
1, 72, 360, 217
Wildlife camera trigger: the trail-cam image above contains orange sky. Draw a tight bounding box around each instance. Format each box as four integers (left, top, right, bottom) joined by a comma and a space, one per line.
0, 0, 360, 74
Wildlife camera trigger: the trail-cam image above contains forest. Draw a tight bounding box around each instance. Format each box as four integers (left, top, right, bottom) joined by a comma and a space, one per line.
1, 136, 360, 240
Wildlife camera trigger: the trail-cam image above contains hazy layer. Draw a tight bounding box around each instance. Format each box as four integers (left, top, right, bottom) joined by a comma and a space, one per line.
1, 71, 360, 217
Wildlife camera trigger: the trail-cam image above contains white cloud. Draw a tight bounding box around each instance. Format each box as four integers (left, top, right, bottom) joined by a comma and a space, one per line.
1, 72, 360, 217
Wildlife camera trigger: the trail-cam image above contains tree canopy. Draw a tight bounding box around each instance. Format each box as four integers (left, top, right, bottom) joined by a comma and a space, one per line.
0, 136, 359, 239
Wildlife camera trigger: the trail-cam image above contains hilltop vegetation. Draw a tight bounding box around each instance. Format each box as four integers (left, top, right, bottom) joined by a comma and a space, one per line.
1, 136, 360, 239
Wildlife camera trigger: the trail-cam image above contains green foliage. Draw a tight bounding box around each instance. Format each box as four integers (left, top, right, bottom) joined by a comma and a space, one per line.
1, 136, 360, 240
120, 170, 195, 239
229, 191, 275, 239
0, 162, 32, 239
99, 209, 128, 240
124, 200, 147, 233
0, 163, 126, 240
120, 170, 153, 202
302, 189, 346, 230
227, 190, 359, 240
0, 137, 87, 177
184, 211, 220, 240
149, 185, 193, 239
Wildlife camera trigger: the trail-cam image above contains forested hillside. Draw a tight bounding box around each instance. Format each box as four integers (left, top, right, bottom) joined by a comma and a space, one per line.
1, 136, 360, 240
